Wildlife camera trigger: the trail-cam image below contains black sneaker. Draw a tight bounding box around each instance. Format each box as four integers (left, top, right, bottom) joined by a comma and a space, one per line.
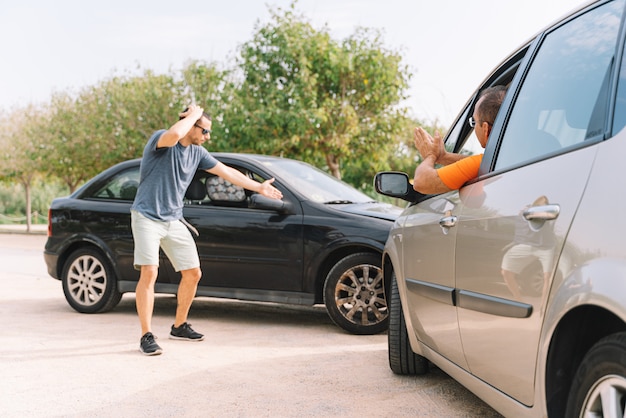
169, 322, 204, 341
140, 332, 163, 356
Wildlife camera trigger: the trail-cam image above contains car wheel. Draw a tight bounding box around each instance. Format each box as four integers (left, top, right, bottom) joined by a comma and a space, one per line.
323, 252, 388, 335
388, 271, 429, 375
565, 332, 626, 417
61, 247, 122, 313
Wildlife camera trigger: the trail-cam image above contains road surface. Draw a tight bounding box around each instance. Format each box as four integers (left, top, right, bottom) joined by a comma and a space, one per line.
0, 233, 501, 417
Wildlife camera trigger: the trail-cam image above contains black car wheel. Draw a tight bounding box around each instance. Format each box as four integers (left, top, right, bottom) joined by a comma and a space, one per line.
323, 252, 388, 335
388, 270, 429, 375
565, 332, 626, 417
61, 248, 122, 313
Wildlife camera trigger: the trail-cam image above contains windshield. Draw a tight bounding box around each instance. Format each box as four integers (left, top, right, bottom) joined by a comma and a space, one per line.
261, 159, 374, 203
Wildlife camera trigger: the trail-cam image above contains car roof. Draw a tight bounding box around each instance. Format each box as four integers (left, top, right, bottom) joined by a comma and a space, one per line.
211, 152, 295, 164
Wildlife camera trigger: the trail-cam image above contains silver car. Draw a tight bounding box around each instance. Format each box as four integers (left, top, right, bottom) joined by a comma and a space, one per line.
375, 0, 626, 416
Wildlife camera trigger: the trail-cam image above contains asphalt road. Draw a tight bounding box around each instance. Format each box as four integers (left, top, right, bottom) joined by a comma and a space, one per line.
0, 233, 502, 418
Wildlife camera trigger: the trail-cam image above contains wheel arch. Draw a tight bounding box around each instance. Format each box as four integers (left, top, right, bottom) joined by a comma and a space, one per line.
55, 235, 120, 286
311, 240, 384, 304
545, 304, 626, 416
382, 251, 396, 300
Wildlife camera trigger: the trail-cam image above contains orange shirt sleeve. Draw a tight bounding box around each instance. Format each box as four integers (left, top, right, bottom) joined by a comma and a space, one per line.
437, 154, 483, 190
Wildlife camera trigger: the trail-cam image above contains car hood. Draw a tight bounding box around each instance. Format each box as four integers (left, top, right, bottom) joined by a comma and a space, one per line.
334, 202, 403, 221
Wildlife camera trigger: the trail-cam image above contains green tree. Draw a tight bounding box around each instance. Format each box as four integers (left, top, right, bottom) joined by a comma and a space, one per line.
223, 2, 412, 182
36, 69, 183, 192
1, 6, 438, 203
0, 105, 45, 230
180, 60, 234, 123
35, 63, 232, 193
37, 92, 97, 193
78, 68, 183, 170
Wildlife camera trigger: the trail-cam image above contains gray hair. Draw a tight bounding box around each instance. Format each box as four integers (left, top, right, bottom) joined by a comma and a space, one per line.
476, 85, 507, 124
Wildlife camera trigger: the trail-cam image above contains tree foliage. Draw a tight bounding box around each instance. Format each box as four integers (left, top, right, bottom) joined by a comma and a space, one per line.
32, 64, 228, 192
0, 1, 442, 212
223, 3, 414, 181
0, 105, 45, 228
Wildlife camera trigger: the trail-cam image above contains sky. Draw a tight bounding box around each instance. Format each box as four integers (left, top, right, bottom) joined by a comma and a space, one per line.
0, 0, 584, 126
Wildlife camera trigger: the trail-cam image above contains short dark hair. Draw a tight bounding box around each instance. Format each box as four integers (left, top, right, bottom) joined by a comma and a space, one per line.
179, 107, 212, 122
476, 85, 507, 124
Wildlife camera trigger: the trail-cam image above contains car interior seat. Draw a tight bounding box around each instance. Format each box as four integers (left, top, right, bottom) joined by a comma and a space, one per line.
531, 130, 561, 157
185, 178, 207, 202
119, 180, 139, 200
206, 176, 247, 207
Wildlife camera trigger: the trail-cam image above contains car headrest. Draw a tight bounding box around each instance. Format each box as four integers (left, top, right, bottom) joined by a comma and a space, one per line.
185, 178, 207, 201
206, 176, 246, 202
120, 180, 139, 200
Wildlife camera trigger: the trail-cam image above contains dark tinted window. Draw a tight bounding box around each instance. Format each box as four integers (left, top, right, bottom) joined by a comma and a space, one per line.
495, 0, 625, 170
92, 167, 140, 200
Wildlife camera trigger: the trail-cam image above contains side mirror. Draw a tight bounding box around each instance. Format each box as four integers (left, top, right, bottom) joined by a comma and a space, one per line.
374, 172, 425, 204
250, 194, 293, 214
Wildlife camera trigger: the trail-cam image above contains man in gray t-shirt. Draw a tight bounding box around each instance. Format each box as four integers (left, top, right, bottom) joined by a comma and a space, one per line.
131, 105, 283, 356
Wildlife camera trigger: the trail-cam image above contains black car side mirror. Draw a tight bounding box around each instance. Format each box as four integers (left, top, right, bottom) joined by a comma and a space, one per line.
250, 194, 293, 214
374, 172, 426, 204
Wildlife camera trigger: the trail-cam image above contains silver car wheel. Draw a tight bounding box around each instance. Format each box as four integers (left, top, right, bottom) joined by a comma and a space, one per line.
61, 248, 122, 314
323, 252, 389, 335
566, 332, 626, 417
581, 375, 626, 418
66, 254, 108, 307
334, 263, 386, 324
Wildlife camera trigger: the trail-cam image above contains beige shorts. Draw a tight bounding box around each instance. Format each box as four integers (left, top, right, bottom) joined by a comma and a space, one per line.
131, 210, 200, 272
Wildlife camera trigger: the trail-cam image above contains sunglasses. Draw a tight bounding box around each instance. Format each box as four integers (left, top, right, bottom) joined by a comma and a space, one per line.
195, 124, 211, 135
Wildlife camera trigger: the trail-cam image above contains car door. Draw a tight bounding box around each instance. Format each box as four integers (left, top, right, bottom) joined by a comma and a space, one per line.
453, 0, 625, 405
81, 164, 147, 282
399, 39, 529, 370
399, 191, 467, 368
182, 161, 305, 294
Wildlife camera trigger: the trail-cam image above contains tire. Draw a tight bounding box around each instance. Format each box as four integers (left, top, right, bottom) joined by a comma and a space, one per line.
323, 252, 388, 335
388, 271, 429, 375
61, 247, 122, 313
565, 332, 626, 417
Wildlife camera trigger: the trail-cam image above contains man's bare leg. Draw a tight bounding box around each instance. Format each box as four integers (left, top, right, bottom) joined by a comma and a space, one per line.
174, 267, 202, 327
136, 265, 159, 335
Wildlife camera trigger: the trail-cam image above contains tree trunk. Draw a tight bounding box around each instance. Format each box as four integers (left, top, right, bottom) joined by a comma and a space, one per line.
325, 153, 342, 180
23, 181, 32, 233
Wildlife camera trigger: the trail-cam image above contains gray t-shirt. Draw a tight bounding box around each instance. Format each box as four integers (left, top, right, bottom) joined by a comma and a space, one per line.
131, 129, 218, 221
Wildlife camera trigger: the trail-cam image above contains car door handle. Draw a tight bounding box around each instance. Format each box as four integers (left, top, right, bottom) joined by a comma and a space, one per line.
439, 215, 458, 228
522, 204, 560, 221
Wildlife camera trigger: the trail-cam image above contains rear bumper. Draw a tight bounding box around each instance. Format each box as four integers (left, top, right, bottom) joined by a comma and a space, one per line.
43, 251, 60, 279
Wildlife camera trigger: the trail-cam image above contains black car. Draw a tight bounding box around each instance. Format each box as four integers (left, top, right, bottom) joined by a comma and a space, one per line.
44, 153, 402, 334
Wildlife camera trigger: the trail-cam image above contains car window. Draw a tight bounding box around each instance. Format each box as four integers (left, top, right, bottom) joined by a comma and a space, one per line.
613, 28, 626, 134
445, 48, 526, 163
264, 158, 374, 203
92, 167, 140, 201
184, 167, 250, 208
495, 0, 625, 170
445, 106, 476, 157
